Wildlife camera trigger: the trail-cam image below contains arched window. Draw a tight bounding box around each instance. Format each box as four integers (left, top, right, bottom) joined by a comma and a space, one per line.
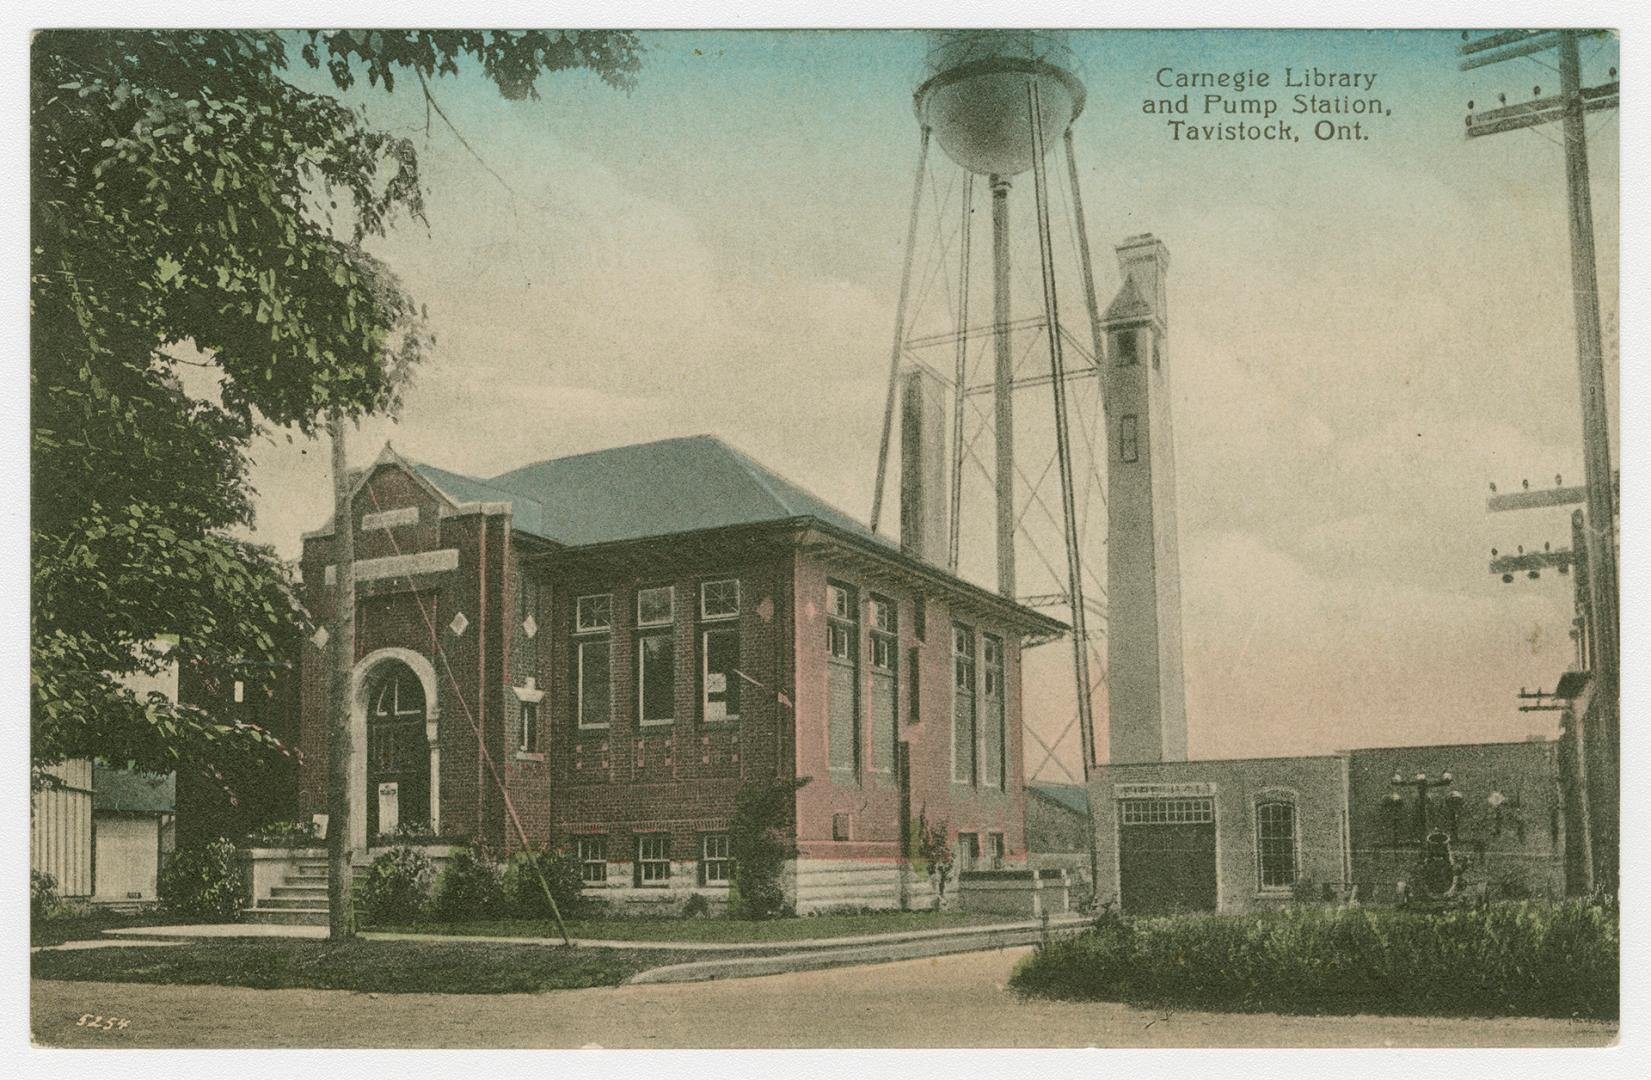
1256, 799, 1298, 889
366, 662, 429, 837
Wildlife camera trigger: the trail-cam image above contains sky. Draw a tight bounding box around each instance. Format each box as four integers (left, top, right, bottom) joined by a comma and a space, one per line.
228, 29, 1621, 782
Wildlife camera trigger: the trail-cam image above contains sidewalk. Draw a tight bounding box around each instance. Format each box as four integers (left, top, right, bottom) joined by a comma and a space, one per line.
98, 913, 1090, 956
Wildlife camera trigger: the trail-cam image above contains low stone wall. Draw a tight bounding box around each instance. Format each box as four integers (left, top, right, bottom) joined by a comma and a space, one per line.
957, 868, 1071, 918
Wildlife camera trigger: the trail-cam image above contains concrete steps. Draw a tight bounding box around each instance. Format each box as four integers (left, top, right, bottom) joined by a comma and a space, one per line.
244, 859, 336, 926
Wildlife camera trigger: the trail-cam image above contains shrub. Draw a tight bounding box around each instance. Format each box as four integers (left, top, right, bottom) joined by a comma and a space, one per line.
914, 812, 954, 909
356, 846, 435, 926
427, 844, 504, 921
681, 892, 711, 919
501, 848, 584, 920
1011, 899, 1618, 1020
244, 819, 321, 848
730, 776, 808, 920
158, 838, 246, 922
31, 870, 65, 922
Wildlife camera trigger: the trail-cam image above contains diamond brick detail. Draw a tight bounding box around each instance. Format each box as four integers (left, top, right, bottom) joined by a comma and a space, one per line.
522, 614, 537, 639
449, 612, 470, 637
310, 626, 330, 649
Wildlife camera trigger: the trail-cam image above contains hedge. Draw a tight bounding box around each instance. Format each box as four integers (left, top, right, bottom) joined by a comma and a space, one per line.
1010, 899, 1617, 1020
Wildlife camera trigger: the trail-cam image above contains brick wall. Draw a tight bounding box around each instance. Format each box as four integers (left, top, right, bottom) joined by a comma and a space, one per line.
791, 550, 1029, 868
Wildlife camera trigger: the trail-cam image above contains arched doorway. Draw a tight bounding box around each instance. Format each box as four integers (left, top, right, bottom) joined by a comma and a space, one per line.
365, 661, 431, 840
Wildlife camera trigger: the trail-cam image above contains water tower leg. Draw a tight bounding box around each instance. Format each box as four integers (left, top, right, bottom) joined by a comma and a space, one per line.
1026, 78, 1102, 903
871, 127, 931, 534
948, 173, 974, 573
1063, 130, 1109, 398
991, 175, 1017, 598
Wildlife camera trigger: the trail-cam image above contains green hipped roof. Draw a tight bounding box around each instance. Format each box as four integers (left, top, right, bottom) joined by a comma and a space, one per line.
92, 764, 175, 813
417, 435, 892, 550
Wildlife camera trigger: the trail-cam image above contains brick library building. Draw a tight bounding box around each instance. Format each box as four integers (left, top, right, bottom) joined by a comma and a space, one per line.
291, 435, 1061, 913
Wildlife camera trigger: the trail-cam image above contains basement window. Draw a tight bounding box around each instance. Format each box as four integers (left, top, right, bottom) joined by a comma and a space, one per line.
700, 834, 733, 885
577, 836, 608, 884
636, 834, 672, 886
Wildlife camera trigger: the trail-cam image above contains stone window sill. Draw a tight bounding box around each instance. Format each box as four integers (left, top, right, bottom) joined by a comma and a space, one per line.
514, 751, 546, 763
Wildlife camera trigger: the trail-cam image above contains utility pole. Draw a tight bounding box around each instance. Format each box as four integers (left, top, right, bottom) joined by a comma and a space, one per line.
1459, 29, 1620, 893
326, 408, 356, 939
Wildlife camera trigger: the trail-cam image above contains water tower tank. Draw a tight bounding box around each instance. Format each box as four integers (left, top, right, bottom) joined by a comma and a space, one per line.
914, 30, 1086, 177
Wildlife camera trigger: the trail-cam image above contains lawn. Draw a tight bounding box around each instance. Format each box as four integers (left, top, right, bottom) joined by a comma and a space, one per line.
31, 908, 177, 947
373, 909, 1011, 943
32, 938, 716, 994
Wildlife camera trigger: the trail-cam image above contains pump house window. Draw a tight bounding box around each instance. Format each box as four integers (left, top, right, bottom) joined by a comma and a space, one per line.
700, 834, 733, 885
1256, 800, 1299, 889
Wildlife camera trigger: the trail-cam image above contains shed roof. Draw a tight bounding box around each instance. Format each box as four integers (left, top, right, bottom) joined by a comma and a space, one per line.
1027, 782, 1090, 816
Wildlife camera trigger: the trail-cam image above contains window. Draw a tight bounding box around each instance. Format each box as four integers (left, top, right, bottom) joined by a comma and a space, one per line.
517, 700, 539, 753
1257, 801, 1299, 889
702, 627, 741, 722
576, 593, 613, 633
869, 596, 897, 773
638, 633, 675, 725
827, 582, 860, 774
701, 579, 740, 621
577, 640, 611, 729
908, 646, 922, 725
700, 834, 733, 885
1120, 414, 1139, 463
577, 836, 608, 884
952, 624, 977, 785
982, 635, 1006, 790
636, 834, 671, 886
1120, 797, 1215, 825
637, 586, 674, 628
956, 832, 980, 872
989, 832, 1006, 869
1114, 327, 1138, 366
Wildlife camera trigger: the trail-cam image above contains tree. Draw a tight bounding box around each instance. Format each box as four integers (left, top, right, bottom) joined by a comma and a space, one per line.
30, 30, 643, 788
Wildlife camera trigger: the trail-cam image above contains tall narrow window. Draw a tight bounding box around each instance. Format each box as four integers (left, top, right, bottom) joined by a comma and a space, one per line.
703, 627, 740, 722
1257, 801, 1299, 889
827, 582, 859, 775
575, 594, 612, 730
988, 832, 1006, 869
1120, 414, 1139, 463
517, 700, 539, 753
638, 633, 675, 725
1114, 328, 1139, 366
982, 634, 1006, 790
868, 596, 897, 773
952, 624, 977, 785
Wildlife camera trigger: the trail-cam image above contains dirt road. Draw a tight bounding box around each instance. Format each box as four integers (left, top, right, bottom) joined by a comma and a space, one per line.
32, 946, 1615, 1049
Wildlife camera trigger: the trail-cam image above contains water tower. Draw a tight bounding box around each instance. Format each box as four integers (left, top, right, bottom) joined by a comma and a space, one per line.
869, 31, 1188, 800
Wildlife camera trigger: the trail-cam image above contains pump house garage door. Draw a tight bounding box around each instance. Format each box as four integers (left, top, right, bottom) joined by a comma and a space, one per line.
1117, 795, 1217, 914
